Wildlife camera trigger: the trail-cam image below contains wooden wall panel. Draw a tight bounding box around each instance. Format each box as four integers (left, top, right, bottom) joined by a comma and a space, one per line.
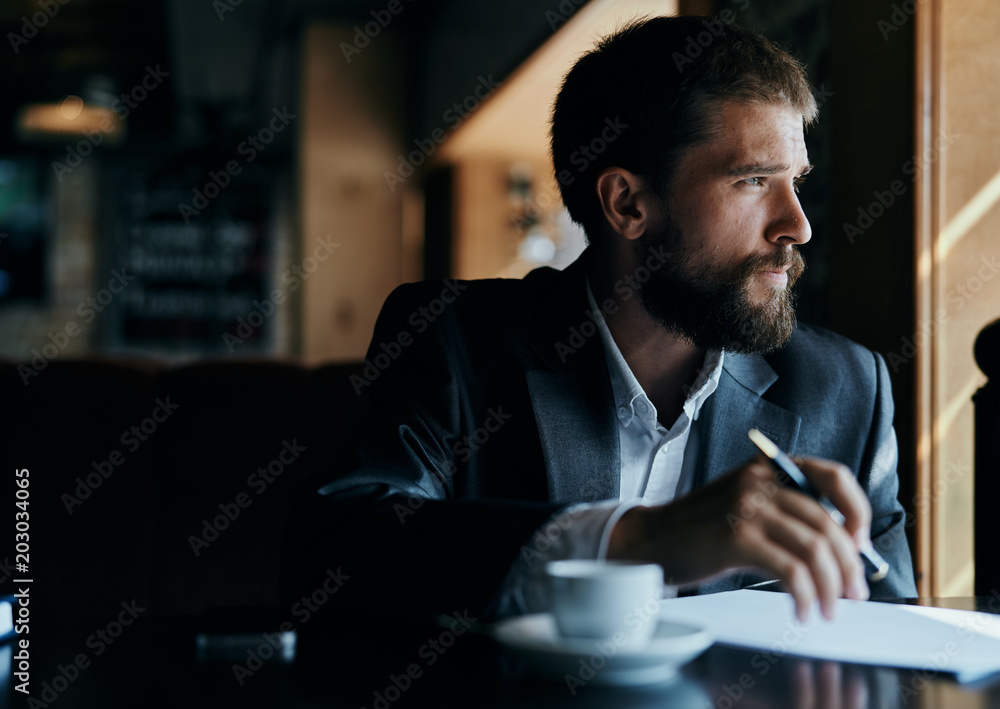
918, 0, 1000, 596
299, 24, 406, 363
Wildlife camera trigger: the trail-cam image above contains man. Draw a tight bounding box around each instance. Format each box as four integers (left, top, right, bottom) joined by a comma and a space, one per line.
282, 16, 916, 626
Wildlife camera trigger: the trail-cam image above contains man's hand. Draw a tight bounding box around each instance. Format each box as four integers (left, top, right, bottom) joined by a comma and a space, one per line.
607, 455, 872, 621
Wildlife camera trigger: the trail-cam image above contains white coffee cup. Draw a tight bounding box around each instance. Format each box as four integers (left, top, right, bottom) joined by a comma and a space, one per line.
545, 560, 664, 648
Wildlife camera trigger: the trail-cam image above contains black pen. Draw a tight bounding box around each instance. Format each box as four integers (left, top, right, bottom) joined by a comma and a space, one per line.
747, 428, 890, 583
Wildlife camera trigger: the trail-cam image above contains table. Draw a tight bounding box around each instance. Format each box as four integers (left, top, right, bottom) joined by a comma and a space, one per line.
3, 598, 1000, 708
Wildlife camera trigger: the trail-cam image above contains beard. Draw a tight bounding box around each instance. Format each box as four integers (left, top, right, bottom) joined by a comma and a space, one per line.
634, 219, 806, 354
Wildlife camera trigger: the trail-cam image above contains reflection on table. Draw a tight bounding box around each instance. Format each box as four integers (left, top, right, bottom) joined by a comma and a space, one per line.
1, 598, 999, 708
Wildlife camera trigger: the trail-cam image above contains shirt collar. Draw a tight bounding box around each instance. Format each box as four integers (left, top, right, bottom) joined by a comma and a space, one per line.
584, 272, 724, 431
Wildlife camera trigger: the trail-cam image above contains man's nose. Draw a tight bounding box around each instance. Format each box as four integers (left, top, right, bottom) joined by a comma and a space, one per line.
767, 188, 812, 246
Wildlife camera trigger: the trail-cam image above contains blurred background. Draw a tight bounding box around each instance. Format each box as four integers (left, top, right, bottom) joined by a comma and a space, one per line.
0, 0, 996, 596
0, 0, 908, 363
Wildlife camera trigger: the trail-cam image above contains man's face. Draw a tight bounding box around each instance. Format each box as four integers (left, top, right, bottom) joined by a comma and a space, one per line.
636, 100, 812, 354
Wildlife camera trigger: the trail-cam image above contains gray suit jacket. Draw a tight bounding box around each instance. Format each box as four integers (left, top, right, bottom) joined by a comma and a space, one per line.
282, 250, 916, 619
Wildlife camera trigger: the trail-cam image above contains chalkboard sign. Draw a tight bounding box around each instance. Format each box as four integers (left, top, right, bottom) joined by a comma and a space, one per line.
104, 159, 274, 356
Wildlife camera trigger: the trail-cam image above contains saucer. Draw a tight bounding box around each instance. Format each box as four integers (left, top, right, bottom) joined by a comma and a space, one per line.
493, 614, 713, 687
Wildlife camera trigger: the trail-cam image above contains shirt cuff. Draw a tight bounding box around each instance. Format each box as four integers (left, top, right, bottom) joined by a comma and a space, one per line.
490, 499, 652, 618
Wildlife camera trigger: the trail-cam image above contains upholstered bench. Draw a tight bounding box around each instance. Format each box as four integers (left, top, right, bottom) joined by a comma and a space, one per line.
0, 357, 364, 628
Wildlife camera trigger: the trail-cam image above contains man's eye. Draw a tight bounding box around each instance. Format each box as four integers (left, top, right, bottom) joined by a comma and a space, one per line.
793, 176, 807, 193
743, 177, 763, 187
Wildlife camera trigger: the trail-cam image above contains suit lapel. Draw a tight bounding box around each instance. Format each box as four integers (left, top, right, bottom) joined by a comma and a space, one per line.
694, 352, 801, 486
685, 352, 802, 595
526, 367, 619, 503
524, 252, 620, 504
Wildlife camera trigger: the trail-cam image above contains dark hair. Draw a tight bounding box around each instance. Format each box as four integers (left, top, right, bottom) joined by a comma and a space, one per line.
550, 15, 818, 241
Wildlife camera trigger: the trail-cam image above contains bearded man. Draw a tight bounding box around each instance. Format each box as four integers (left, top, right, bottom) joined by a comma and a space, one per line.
283, 16, 917, 624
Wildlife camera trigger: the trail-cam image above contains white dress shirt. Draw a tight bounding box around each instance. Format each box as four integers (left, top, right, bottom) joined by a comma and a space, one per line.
493, 275, 724, 616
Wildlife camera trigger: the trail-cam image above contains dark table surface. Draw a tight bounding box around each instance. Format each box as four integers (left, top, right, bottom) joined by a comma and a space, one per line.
4, 596, 1000, 708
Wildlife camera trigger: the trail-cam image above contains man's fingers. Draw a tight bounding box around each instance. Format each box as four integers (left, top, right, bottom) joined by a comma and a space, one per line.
773, 488, 868, 602
627, 455, 875, 614
736, 529, 817, 621
758, 507, 842, 619
726, 465, 869, 613
794, 457, 872, 546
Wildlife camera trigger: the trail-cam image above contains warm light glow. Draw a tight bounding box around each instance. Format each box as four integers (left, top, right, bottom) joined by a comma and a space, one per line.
59, 95, 84, 120
439, 0, 677, 163
940, 167, 1000, 258
17, 101, 125, 144
936, 374, 985, 445
940, 560, 975, 598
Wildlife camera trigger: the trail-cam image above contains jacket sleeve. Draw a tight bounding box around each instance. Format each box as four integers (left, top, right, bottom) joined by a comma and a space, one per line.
281, 283, 562, 621
862, 351, 918, 598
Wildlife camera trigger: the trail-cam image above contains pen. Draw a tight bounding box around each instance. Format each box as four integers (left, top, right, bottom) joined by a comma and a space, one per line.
747, 428, 890, 583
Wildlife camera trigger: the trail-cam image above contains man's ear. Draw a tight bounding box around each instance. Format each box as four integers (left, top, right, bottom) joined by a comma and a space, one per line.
595, 167, 654, 242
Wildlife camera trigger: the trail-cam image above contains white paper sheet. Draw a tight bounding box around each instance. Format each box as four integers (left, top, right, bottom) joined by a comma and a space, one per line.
658, 590, 1000, 683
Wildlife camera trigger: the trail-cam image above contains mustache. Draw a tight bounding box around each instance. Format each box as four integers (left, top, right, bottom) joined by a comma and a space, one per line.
740, 248, 806, 285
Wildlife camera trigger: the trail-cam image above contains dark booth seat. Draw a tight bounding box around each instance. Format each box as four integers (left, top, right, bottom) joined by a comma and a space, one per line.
151, 360, 314, 619
0, 357, 363, 632
1, 358, 162, 626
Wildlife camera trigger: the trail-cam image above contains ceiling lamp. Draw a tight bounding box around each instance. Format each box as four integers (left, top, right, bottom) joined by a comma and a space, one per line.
16, 94, 125, 145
